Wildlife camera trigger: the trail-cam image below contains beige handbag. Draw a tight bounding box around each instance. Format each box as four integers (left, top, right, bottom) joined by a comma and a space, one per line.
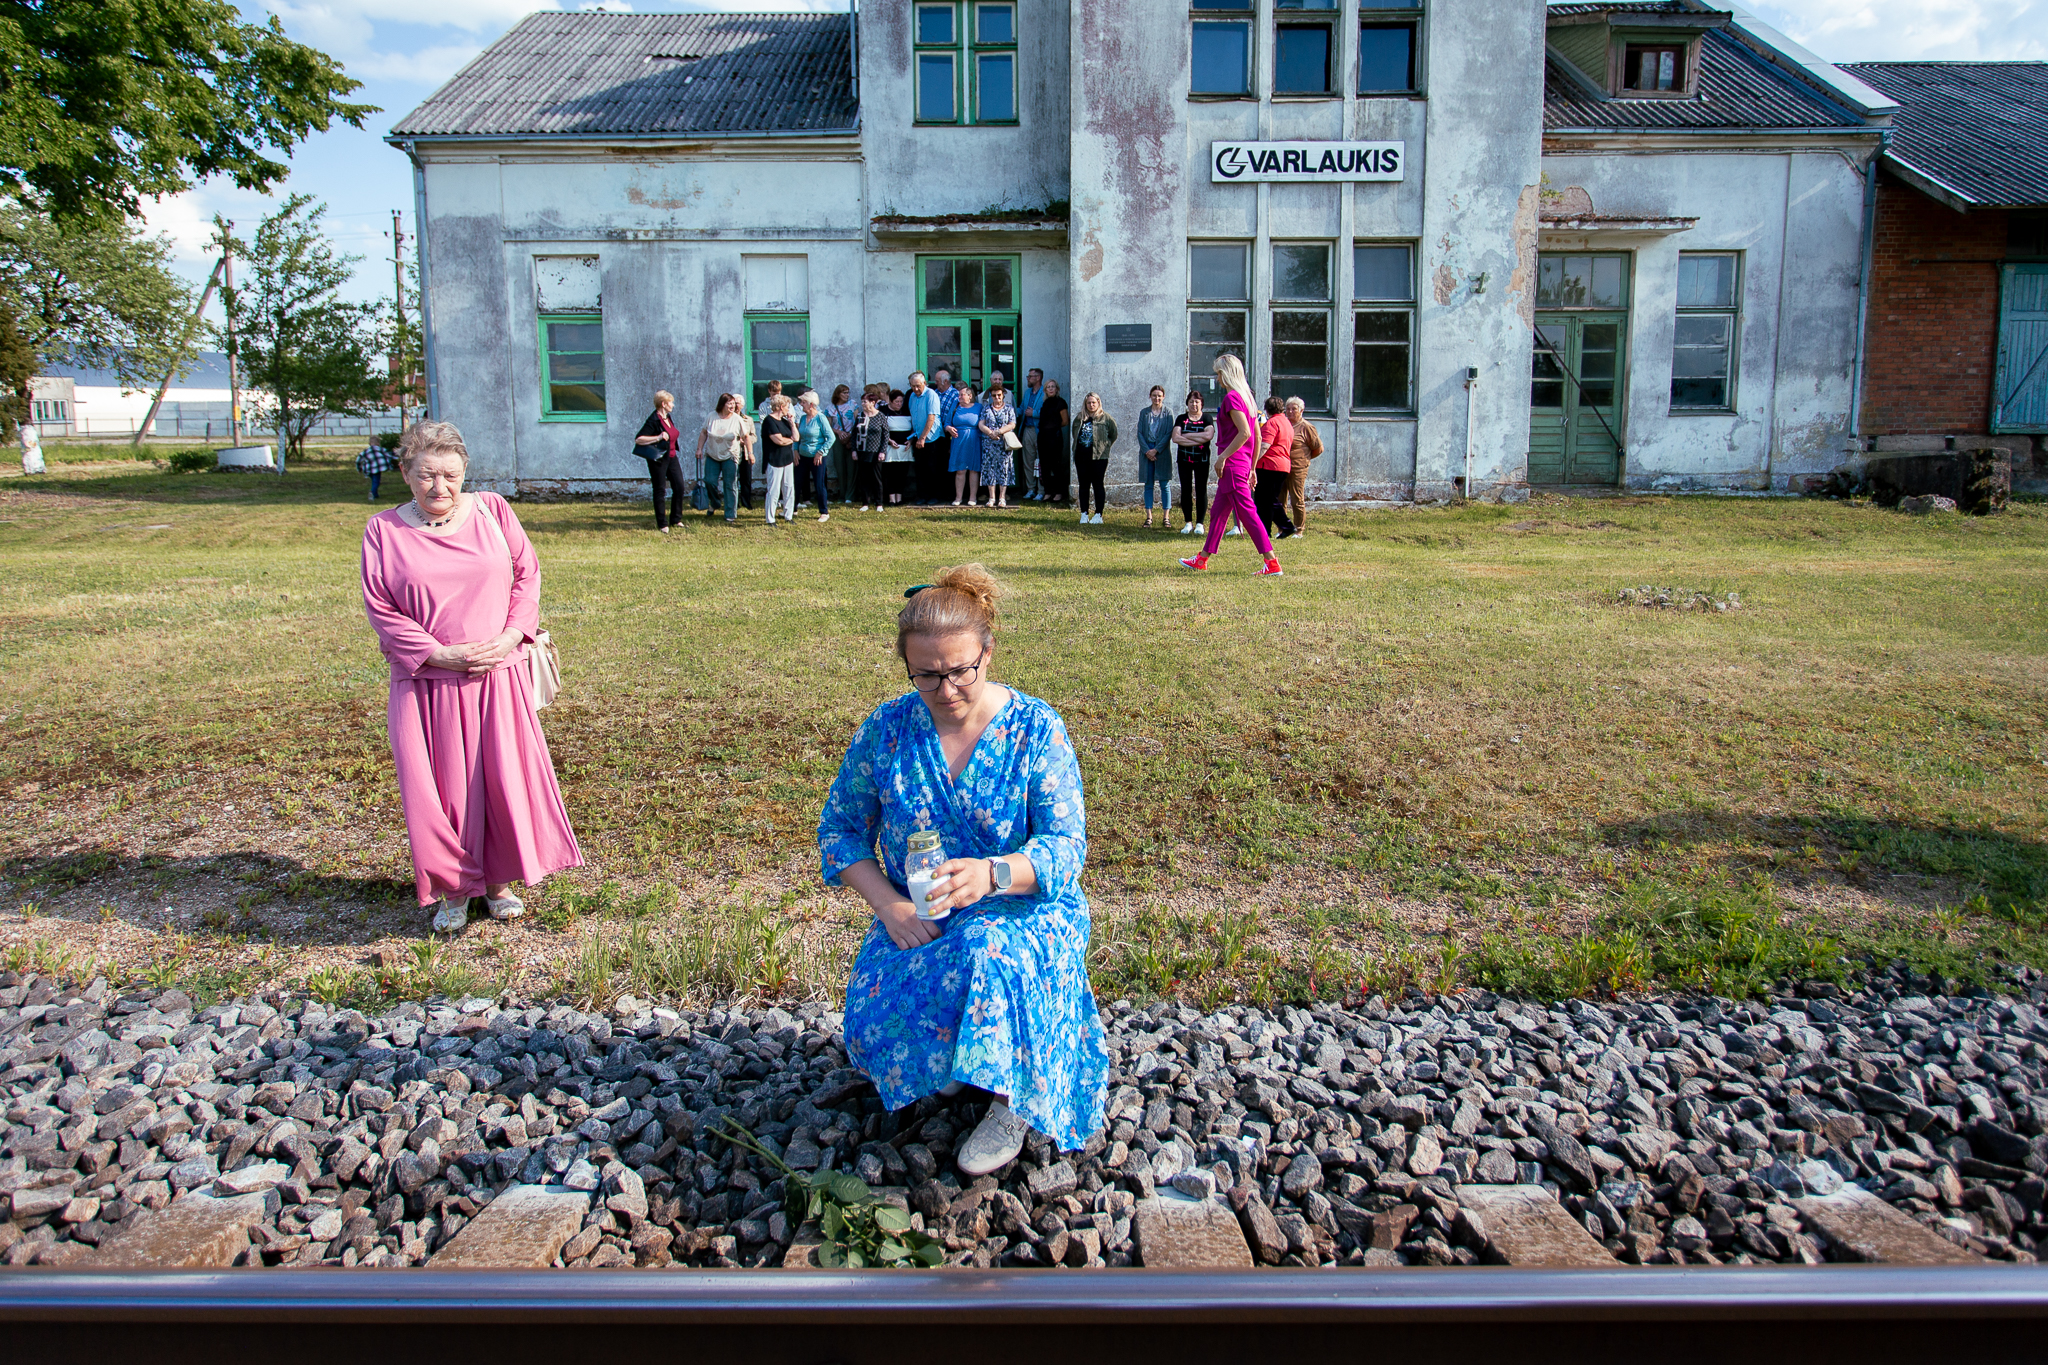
479, 495, 562, 709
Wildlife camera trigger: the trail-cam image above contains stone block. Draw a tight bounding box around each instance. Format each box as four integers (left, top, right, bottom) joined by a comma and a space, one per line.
428, 1185, 590, 1268
1454, 1184, 1618, 1267
1133, 1192, 1252, 1268
95, 1192, 269, 1269
1794, 1186, 1985, 1265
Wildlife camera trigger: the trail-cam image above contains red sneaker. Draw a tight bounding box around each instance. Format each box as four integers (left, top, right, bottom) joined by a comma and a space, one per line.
1178, 555, 1209, 571
1258, 557, 1284, 577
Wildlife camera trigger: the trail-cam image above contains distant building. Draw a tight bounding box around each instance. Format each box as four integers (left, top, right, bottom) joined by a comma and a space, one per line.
395, 2, 1960, 498
32, 351, 403, 441
1840, 61, 2048, 490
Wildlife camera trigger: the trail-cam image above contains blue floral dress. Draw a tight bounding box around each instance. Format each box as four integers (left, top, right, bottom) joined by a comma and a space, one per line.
978, 400, 1017, 486
818, 688, 1108, 1151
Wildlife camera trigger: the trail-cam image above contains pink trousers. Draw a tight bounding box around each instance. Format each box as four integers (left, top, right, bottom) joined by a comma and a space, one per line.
387, 662, 583, 905
1200, 452, 1276, 558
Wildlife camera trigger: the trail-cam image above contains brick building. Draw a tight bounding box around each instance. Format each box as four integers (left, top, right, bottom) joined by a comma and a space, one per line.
1844, 63, 2048, 487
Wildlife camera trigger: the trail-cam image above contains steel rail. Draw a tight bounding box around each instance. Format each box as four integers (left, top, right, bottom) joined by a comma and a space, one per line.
4, 1266, 2048, 1364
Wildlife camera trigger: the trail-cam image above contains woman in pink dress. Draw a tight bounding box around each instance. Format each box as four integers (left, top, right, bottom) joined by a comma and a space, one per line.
360, 421, 584, 932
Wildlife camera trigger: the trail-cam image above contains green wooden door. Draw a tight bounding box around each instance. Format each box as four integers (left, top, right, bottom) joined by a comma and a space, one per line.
1528, 311, 1625, 485
917, 314, 1019, 388
1995, 263, 2048, 433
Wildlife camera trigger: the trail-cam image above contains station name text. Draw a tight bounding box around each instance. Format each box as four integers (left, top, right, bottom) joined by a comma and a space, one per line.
1210, 141, 1405, 184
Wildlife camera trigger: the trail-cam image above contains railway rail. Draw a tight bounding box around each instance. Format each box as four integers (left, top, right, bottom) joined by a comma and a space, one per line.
4, 1265, 2048, 1364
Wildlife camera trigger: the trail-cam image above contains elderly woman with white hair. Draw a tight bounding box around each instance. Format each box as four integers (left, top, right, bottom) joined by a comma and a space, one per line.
360, 421, 584, 932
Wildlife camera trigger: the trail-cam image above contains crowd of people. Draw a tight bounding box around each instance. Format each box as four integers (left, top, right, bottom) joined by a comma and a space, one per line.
623, 355, 1320, 553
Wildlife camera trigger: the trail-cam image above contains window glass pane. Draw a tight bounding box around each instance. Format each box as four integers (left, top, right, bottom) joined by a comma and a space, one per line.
1273, 244, 1330, 301
1535, 253, 1628, 308
548, 352, 604, 385
1353, 244, 1412, 301
954, 259, 985, 310
1677, 254, 1736, 308
917, 53, 956, 121
1192, 0, 1252, 9
1579, 322, 1619, 406
1353, 311, 1411, 408
924, 259, 953, 311
1275, 0, 1335, 8
1190, 243, 1249, 301
1590, 256, 1626, 308
1189, 309, 1248, 397
1191, 21, 1250, 95
549, 383, 605, 413
548, 322, 603, 352
1271, 310, 1329, 409
917, 4, 955, 44
976, 54, 1015, 120
976, 3, 1014, 43
1358, 24, 1413, 93
1672, 314, 1731, 407
983, 258, 1014, 310
1275, 25, 1331, 93
1531, 323, 1566, 408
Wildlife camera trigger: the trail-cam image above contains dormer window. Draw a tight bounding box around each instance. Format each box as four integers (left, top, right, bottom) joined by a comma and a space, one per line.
1622, 44, 1683, 92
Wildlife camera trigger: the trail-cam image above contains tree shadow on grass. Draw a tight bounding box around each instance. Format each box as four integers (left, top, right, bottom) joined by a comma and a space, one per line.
1598, 808, 2048, 910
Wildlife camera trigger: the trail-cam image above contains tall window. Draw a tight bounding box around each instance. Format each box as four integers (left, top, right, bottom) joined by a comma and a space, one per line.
1188, 242, 1250, 399
1353, 243, 1415, 411
539, 317, 605, 418
1672, 252, 1738, 410
1274, 0, 1335, 95
744, 255, 810, 410
916, 3, 1016, 123
1359, 0, 1421, 93
1191, 0, 1253, 97
1271, 242, 1331, 411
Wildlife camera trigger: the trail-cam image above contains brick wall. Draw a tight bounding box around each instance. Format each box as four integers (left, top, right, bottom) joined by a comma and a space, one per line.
1860, 171, 2007, 435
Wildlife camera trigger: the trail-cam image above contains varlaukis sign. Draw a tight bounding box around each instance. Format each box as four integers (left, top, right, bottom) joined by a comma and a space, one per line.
1211, 141, 1405, 184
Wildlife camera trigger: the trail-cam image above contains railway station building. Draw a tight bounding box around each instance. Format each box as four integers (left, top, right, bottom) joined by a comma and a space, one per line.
392, 1, 1929, 500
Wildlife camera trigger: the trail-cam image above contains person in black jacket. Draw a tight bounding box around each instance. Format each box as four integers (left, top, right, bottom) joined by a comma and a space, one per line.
633, 390, 686, 532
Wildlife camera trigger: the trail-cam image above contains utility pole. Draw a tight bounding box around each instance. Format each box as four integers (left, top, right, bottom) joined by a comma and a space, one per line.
392, 209, 410, 433
132, 253, 227, 449
218, 217, 242, 448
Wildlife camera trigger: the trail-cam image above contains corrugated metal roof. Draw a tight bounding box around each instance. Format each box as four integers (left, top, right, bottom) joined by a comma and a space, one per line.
1844, 63, 2048, 208
1545, 26, 1864, 130
389, 12, 857, 139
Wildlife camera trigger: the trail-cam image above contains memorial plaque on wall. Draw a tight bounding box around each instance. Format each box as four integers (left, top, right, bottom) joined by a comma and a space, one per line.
1105, 324, 1152, 353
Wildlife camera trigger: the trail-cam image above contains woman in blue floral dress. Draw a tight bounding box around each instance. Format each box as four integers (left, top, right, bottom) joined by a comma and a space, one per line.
817, 564, 1108, 1172
976, 384, 1018, 509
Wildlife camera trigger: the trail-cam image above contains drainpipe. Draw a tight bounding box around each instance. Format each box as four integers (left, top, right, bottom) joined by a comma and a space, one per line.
1463, 366, 1478, 500
401, 141, 441, 423
1848, 129, 1889, 442
848, 1, 858, 105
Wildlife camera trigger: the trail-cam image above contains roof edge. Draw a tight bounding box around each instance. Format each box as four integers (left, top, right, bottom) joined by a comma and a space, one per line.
1881, 153, 1982, 213
385, 125, 860, 147
1710, 1, 1900, 118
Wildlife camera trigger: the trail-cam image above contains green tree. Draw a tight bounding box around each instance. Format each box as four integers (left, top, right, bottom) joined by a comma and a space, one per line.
0, 207, 194, 388
0, 1, 372, 221
222, 194, 385, 460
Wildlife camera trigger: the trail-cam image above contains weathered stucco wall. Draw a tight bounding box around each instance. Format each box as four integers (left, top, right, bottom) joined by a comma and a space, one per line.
419, 152, 863, 491
1541, 148, 1869, 490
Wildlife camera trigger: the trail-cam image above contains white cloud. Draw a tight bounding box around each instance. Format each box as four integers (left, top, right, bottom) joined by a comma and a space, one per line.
1746, 0, 2048, 61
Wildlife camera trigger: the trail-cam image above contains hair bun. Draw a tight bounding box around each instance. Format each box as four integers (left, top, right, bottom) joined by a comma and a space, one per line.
896, 563, 1002, 659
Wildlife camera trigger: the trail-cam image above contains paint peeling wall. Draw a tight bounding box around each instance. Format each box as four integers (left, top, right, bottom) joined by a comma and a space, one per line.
417, 151, 864, 491
1066, 0, 1545, 503
1541, 148, 1868, 491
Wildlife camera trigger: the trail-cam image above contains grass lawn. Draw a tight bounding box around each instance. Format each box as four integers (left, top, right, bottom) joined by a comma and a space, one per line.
2, 451, 2045, 1012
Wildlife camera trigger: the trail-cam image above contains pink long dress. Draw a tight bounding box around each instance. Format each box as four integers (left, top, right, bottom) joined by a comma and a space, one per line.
360, 492, 583, 906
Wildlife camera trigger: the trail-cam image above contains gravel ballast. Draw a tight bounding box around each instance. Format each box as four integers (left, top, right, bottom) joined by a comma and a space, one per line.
4, 965, 2047, 1270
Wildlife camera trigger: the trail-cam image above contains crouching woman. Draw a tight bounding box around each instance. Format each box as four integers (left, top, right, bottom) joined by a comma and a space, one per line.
816, 564, 1108, 1175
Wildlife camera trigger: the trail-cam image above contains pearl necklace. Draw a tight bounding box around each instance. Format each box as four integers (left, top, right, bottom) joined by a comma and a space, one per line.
411, 498, 459, 528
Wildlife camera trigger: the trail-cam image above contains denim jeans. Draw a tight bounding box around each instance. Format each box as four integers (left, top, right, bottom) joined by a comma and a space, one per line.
1139, 453, 1172, 511
704, 457, 740, 519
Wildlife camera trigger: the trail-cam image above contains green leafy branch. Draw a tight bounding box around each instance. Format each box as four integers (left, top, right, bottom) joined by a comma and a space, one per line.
716, 1119, 945, 1269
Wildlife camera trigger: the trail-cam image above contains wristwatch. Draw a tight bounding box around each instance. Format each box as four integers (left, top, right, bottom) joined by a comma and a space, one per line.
987, 858, 1014, 894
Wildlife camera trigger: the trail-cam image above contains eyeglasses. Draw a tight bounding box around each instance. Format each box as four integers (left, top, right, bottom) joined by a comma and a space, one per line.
907, 649, 988, 693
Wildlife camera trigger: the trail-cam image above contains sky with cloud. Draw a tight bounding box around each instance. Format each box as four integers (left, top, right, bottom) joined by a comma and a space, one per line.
143, 0, 2045, 309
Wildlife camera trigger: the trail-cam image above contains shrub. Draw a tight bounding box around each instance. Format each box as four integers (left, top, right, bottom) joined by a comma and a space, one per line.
167, 449, 213, 474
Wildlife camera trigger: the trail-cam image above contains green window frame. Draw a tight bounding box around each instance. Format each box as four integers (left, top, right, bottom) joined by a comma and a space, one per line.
745, 314, 811, 413
1671, 251, 1739, 411
538, 314, 606, 421
915, 2, 1017, 124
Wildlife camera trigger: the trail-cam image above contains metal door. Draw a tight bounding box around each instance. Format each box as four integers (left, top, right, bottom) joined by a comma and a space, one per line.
1994, 264, 2048, 433
1528, 312, 1626, 484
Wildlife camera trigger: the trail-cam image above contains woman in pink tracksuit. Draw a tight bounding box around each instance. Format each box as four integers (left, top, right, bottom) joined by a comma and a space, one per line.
1180, 353, 1283, 577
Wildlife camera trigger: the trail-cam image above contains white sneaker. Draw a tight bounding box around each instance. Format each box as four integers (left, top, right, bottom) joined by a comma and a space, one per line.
1227, 525, 1242, 537
1090, 513, 1103, 525
486, 892, 525, 921
956, 1100, 1029, 1176
1194, 523, 1204, 535
1079, 512, 1089, 524
1179, 522, 1193, 535
429, 898, 467, 933
818, 513, 829, 522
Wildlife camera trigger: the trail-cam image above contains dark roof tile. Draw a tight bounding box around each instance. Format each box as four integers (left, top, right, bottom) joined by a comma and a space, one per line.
389, 11, 857, 139
1843, 63, 2048, 208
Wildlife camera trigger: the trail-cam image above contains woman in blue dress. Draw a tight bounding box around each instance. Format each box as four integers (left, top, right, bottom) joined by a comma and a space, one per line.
945, 384, 984, 507
977, 384, 1018, 509
817, 564, 1108, 1173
